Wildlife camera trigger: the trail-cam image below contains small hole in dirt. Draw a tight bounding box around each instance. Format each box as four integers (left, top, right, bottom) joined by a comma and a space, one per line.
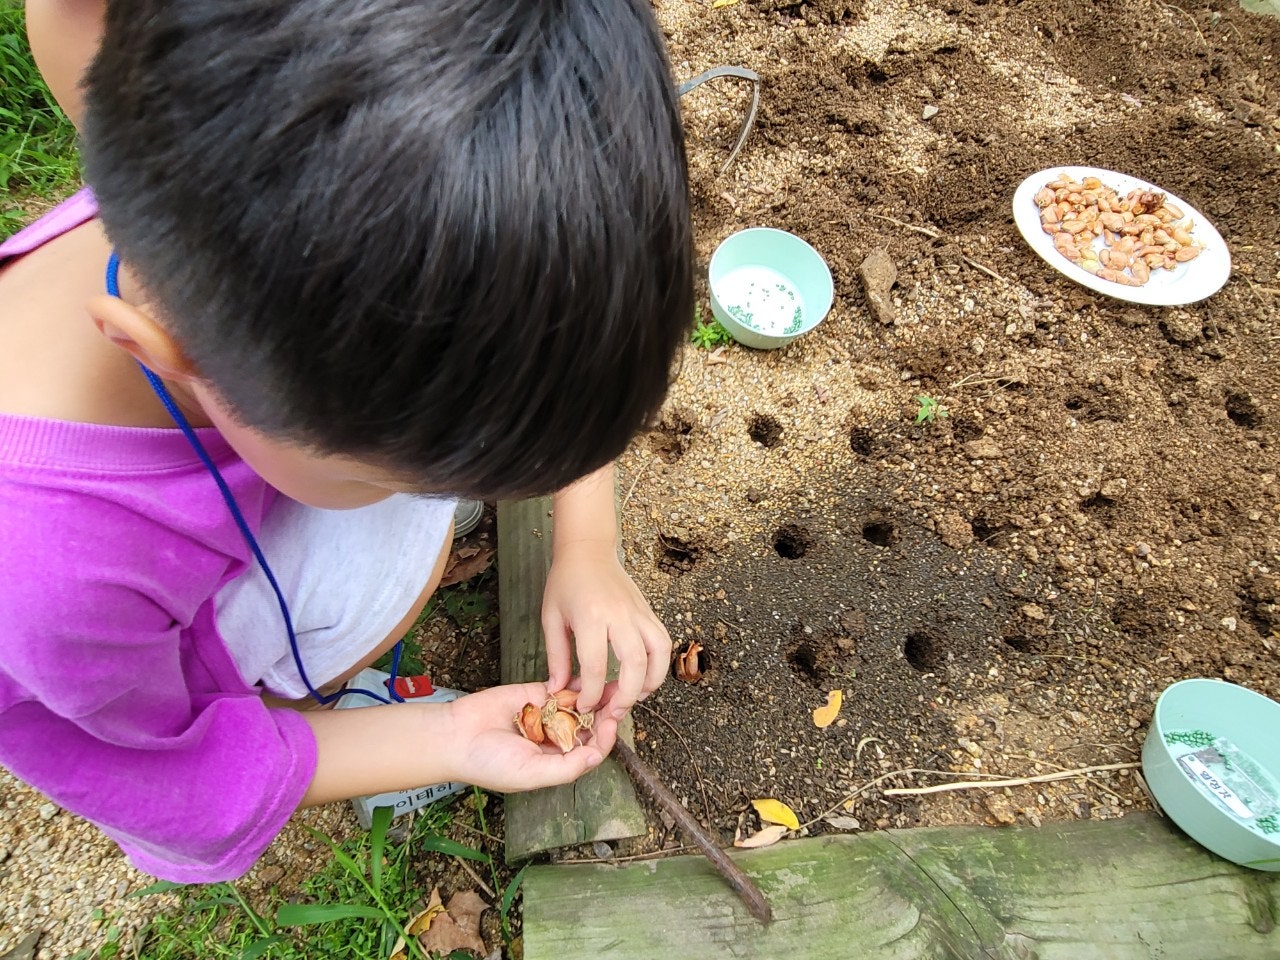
1064, 396, 1085, 411
773, 524, 813, 559
970, 515, 1010, 547
787, 642, 821, 681
748, 413, 784, 448
657, 534, 699, 575
950, 416, 983, 442
1079, 492, 1111, 511
862, 518, 899, 548
904, 631, 946, 673
1003, 636, 1032, 654
868, 66, 888, 84
849, 425, 877, 456
1226, 392, 1261, 429
653, 410, 693, 463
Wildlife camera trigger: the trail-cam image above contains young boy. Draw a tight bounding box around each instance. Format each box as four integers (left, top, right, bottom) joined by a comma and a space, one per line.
0, 0, 691, 882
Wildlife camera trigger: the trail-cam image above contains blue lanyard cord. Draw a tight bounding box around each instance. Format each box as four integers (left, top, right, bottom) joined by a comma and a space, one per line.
106, 251, 402, 706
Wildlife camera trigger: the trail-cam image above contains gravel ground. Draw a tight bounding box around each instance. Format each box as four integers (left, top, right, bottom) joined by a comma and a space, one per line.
0, 770, 360, 959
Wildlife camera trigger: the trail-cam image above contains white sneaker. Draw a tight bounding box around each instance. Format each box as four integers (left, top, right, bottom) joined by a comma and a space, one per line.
452, 499, 484, 538
334, 667, 469, 828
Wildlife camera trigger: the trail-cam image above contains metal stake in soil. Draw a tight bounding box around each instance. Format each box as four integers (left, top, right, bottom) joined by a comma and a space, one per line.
612, 739, 773, 925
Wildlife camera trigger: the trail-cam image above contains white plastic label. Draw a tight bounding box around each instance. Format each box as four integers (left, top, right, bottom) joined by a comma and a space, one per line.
1179, 754, 1255, 819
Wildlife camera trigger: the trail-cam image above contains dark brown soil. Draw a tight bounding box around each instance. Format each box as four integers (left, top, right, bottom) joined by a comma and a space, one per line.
606, 0, 1280, 846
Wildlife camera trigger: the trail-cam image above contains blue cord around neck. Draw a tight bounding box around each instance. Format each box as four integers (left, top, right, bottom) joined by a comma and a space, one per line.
106, 251, 401, 706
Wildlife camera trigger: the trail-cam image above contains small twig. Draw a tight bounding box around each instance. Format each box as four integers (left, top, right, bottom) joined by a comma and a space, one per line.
613, 740, 772, 925
634, 701, 713, 827
799, 767, 964, 830
962, 256, 1012, 286
883, 762, 1139, 797
869, 212, 942, 239
620, 457, 653, 512
451, 822, 504, 846
870, 213, 1009, 284
564, 845, 699, 866
1159, 2, 1207, 46
453, 857, 496, 899
1003, 754, 1127, 805
949, 373, 1021, 391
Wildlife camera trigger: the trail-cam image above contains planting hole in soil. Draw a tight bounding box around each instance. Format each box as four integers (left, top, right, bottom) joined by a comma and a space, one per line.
773, 524, 813, 559
1226, 392, 1262, 429
657, 533, 700, 576
861, 517, 899, 548
903, 631, 949, 673
849, 424, 877, 455
969, 515, 1011, 547
747, 413, 784, 447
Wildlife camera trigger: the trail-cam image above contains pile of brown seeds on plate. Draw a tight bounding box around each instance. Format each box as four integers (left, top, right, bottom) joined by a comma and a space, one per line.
1036, 173, 1203, 286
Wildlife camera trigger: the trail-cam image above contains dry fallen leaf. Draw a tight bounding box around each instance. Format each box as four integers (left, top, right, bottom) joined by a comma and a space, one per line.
734, 824, 788, 849
417, 889, 487, 958
812, 689, 843, 728
751, 798, 799, 831
439, 546, 495, 588
390, 891, 447, 960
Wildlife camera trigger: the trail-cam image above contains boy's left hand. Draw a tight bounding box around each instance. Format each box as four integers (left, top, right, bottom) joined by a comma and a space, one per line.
542, 542, 671, 718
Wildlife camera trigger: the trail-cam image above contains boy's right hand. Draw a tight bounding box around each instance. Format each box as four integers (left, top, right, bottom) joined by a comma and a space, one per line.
441, 682, 618, 793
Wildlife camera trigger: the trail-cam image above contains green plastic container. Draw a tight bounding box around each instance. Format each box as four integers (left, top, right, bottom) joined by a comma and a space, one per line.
708, 228, 834, 349
1142, 679, 1280, 871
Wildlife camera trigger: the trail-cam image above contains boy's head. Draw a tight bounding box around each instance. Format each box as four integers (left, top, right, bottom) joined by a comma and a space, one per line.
83, 0, 691, 501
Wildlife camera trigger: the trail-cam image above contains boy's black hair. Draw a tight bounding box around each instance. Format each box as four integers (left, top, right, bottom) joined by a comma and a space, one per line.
84, 0, 691, 499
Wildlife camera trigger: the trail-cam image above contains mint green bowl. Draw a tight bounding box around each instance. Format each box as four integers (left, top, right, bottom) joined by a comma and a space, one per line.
708, 228, 833, 349
1142, 679, 1280, 871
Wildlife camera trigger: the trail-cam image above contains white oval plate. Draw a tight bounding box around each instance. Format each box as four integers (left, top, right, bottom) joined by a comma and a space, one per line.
1012, 166, 1230, 306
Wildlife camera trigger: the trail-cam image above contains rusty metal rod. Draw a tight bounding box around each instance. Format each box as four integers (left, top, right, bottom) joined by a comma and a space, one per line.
612, 739, 773, 925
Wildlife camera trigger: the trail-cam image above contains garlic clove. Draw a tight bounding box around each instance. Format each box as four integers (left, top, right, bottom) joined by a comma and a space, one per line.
516, 703, 545, 744
550, 689, 579, 712
544, 710, 580, 753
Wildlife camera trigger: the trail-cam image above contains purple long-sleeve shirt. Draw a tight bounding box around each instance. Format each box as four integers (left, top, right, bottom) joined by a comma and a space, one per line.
0, 193, 318, 881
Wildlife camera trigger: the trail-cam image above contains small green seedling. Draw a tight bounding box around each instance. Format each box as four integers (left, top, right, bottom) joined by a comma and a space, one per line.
690, 304, 734, 349
914, 395, 949, 424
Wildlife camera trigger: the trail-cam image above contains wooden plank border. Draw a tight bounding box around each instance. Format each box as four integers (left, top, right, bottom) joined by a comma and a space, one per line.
523, 812, 1279, 959
497, 497, 646, 862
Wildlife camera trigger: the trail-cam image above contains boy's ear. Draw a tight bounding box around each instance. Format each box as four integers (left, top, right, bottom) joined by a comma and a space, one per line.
86, 294, 200, 382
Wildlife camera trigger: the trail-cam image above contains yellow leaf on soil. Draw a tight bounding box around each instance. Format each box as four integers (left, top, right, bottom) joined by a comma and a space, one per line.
713, 0, 742, 8
812, 689, 843, 728
751, 798, 799, 830
734, 824, 788, 848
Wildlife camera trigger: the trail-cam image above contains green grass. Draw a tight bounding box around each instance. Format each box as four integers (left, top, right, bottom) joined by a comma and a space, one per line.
0, 4, 81, 234
109, 800, 491, 960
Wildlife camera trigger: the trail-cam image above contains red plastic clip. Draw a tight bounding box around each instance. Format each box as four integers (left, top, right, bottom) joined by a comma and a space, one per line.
387, 674, 436, 699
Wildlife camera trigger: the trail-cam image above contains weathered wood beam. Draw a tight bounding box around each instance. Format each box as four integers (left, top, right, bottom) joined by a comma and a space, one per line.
497, 497, 646, 863
523, 812, 1279, 959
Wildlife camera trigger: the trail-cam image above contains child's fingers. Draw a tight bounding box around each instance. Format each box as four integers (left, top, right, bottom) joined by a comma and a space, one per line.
573, 620, 609, 713
640, 617, 673, 696
609, 629, 650, 718
541, 611, 574, 692
517, 745, 605, 790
